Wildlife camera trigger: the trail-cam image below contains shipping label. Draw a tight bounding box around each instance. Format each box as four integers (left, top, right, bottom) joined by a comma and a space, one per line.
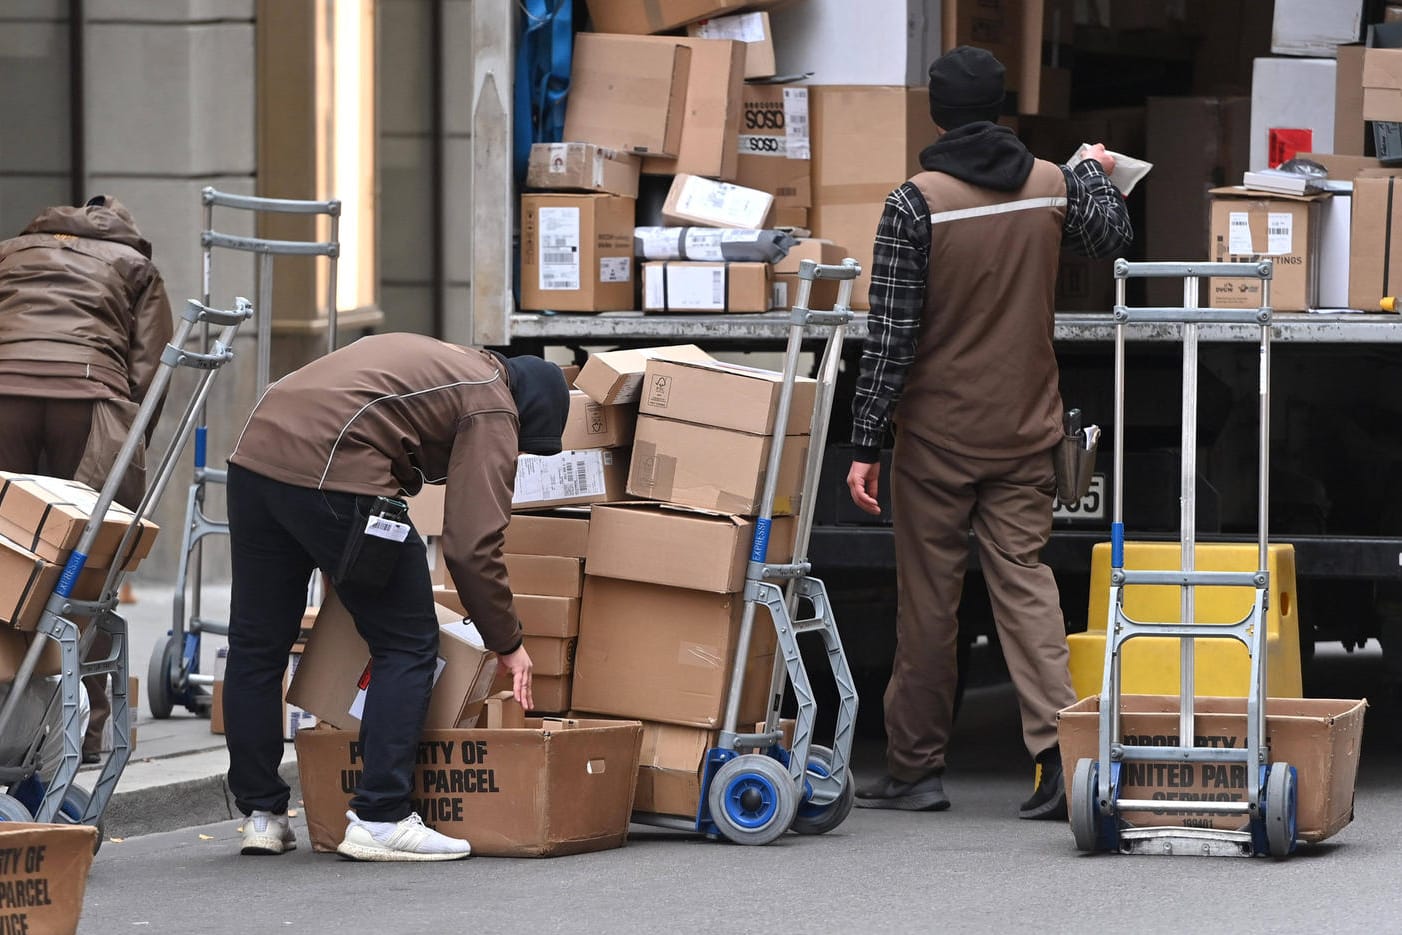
1266, 212, 1293, 255
538, 207, 580, 291
1228, 211, 1253, 254
667, 265, 727, 310
513, 451, 608, 505
599, 256, 631, 283
783, 87, 811, 161
694, 11, 765, 42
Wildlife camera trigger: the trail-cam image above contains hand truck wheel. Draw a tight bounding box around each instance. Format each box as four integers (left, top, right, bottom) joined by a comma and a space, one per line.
147, 634, 182, 719
0, 793, 33, 822
791, 745, 855, 836
706, 754, 799, 846
56, 785, 104, 854
1070, 758, 1118, 853
1263, 762, 1298, 858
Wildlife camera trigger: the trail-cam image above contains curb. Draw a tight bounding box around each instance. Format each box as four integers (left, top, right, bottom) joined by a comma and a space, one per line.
101, 759, 301, 840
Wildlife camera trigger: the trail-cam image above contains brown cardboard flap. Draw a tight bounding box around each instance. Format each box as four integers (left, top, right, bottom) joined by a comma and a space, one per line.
0, 824, 98, 934
1207, 186, 1329, 204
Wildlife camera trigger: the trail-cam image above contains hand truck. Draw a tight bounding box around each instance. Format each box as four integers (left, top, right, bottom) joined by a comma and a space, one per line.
147, 189, 340, 719
630, 258, 862, 845
0, 298, 253, 841
1068, 258, 1299, 858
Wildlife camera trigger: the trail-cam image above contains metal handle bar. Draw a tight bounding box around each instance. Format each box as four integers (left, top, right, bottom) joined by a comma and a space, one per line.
201, 187, 341, 216
182, 298, 252, 328
201, 231, 339, 257
798, 258, 861, 281
1114, 259, 1274, 280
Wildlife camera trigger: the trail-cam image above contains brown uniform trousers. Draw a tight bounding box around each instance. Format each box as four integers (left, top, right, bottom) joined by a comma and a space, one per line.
884, 428, 1075, 782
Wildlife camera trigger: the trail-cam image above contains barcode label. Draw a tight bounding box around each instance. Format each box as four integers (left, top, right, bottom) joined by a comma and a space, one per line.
1266, 211, 1292, 255
538, 206, 581, 290
1228, 212, 1253, 254
783, 87, 811, 161
513, 450, 608, 504
365, 515, 410, 542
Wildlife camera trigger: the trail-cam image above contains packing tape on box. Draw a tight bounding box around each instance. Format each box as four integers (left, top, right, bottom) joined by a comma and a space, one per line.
633, 442, 677, 501
715, 491, 756, 516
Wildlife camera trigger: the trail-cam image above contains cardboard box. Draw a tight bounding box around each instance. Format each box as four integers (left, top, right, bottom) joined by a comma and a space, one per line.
482, 691, 527, 729
1057, 695, 1366, 842
525, 636, 576, 677
770, 206, 808, 230
288, 591, 498, 731
641, 37, 746, 181
296, 720, 643, 857
585, 502, 794, 593
575, 344, 713, 406
1271, 0, 1364, 58
210, 646, 228, 734
504, 554, 584, 598
688, 12, 774, 79
520, 194, 636, 312
809, 86, 930, 309
1250, 57, 1337, 170
641, 261, 773, 312
1348, 175, 1402, 309
628, 416, 807, 516
513, 448, 631, 511
584, 0, 787, 34
282, 646, 317, 741
639, 357, 817, 436
526, 142, 641, 198
405, 484, 446, 537
633, 720, 712, 817
492, 669, 573, 714
0, 823, 98, 935
1336, 45, 1368, 156
0, 532, 60, 631
942, 0, 1046, 114
1319, 187, 1353, 309
772, 238, 846, 311
662, 174, 773, 229
517, 595, 580, 638
563, 35, 690, 157
571, 576, 777, 728
0, 472, 159, 571
504, 511, 591, 559
1364, 47, 1402, 124
1208, 188, 1324, 312
560, 390, 637, 451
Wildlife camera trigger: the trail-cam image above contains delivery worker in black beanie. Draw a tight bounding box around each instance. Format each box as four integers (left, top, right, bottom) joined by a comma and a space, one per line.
846, 46, 1132, 818
222, 333, 568, 860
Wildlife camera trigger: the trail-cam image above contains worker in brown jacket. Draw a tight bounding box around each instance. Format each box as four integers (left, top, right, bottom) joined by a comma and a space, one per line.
223, 333, 568, 861
0, 195, 173, 763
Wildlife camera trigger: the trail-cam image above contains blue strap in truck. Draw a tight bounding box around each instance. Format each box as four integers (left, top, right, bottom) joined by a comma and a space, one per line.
513, 0, 573, 185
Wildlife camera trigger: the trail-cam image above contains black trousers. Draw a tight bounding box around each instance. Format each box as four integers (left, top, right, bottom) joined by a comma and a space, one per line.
224, 463, 438, 821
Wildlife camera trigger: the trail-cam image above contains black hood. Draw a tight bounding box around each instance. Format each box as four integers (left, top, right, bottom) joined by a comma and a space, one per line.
919, 122, 1035, 192
494, 354, 569, 455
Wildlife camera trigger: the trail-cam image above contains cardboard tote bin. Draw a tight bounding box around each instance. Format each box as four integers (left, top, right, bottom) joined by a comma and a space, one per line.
0, 823, 100, 934
1057, 695, 1366, 843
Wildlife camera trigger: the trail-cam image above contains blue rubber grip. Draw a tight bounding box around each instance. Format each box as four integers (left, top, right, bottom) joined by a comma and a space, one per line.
195, 425, 207, 468
56, 551, 88, 598
750, 517, 772, 563
1111, 522, 1125, 568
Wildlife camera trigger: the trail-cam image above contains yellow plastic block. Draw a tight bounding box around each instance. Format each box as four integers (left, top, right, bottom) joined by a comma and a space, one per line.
1069, 542, 1302, 699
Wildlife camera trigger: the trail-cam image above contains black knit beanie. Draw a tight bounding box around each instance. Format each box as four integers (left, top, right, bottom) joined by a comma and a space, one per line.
928, 46, 1006, 129
499, 354, 569, 455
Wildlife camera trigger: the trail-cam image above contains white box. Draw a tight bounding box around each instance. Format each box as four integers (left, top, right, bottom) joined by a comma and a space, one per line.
1270, 0, 1363, 58
662, 174, 773, 229
1318, 185, 1354, 309
1250, 57, 1337, 170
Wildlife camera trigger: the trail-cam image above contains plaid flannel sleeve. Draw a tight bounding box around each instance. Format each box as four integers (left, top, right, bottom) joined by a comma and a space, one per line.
850, 183, 930, 461
1061, 160, 1134, 259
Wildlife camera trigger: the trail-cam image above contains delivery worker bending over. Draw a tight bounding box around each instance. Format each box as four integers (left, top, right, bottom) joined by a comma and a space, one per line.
0, 195, 173, 763
846, 47, 1132, 818
224, 334, 568, 860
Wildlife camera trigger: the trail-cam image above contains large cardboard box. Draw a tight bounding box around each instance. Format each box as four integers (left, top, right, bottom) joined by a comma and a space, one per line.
503, 554, 583, 598
633, 720, 712, 817
662, 174, 773, 229
526, 142, 641, 199
628, 415, 807, 516
1348, 175, 1402, 310
809, 86, 931, 309
1057, 695, 1366, 842
688, 11, 774, 79
512, 448, 631, 511
0, 472, 159, 571
0, 533, 59, 631
735, 84, 810, 209
1250, 57, 1337, 170
584, 0, 787, 34
504, 511, 590, 558
640, 37, 746, 181
563, 35, 690, 157
1363, 47, 1402, 134
1336, 45, 1368, 157
572, 576, 777, 728
575, 344, 713, 406
639, 357, 817, 436
520, 194, 636, 312
287, 592, 498, 731
1207, 189, 1324, 312
560, 390, 636, 451
296, 719, 643, 857
641, 261, 772, 312
585, 502, 794, 593
772, 238, 846, 311
0, 823, 99, 934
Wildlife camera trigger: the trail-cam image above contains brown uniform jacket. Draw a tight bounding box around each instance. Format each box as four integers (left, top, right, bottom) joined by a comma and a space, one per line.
230, 334, 524, 654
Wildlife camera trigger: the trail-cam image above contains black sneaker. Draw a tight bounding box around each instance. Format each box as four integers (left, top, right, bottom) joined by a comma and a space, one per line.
854, 771, 950, 811
1019, 748, 1066, 820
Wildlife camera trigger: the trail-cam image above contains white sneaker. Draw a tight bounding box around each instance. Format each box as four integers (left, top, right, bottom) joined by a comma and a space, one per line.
335, 810, 471, 862
241, 810, 296, 856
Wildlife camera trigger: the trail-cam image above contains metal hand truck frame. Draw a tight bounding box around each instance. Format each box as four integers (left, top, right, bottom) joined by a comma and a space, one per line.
0, 298, 253, 837
1069, 258, 1299, 858
148, 189, 339, 719
630, 259, 862, 845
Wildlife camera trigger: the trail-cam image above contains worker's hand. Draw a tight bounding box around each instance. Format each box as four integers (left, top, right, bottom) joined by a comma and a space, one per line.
1083, 142, 1117, 176
846, 460, 883, 516
500, 644, 534, 711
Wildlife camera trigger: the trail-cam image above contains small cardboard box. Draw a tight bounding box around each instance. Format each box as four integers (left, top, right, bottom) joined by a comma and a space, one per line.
642, 261, 772, 313
1363, 48, 1402, 122
1335, 45, 1367, 156
633, 720, 713, 817
1207, 188, 1324, 312
525, 636, 576, 677
0, 532, 60, 631
526, 142, 640, 198
585, 502, 794, 593
628, 415, 807, 516
503, 554, 584, 598
0, 823, 99, 934
1349, 175, 1402, 310
520, 194, 636, 312
405, 484, 446, 537
210, 646, 228, 734
735, 84, 811, 209
492, 669, 573, 714
0, 472, 159, 571
512, 448, 631, 511
288, 591, 497, 731
772, 238, 846, 311
517, 595, 580, 638
296, 719, 643, 857
662, 174, 773, 229
639, 357, 817, 436
504, 511, 591, 558
572, 576, 777, 728
584, 0, 787, 35
563, 35, 690, 157
1057, 694, 1367, 842
483, 691, 527, 729
688, 11, 774, 79
575, 344, 713, 406
640, 37, 746, 181
560, 390, 637, 451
